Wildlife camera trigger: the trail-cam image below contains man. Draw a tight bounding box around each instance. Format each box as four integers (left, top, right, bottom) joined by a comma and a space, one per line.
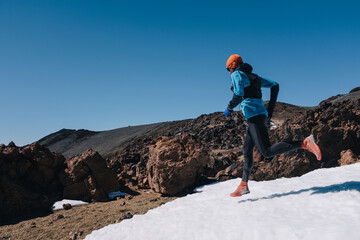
224, 54, 321, 197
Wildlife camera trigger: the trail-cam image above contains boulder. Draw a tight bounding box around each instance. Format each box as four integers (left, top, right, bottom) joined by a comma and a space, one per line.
60, 149, 120, 202
147, 135, 210, 195
0, 142, 65, 223
338, 149, 360, 166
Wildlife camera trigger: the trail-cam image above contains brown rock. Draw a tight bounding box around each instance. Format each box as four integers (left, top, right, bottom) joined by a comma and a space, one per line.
147, 135, 210, 195
69, 230, 83, 240
338, 149, 359, 166
116, 212, 133, 223
63, 203, 72, 210
61, 149, 120, 202
0, 142, 65, 223
349, 87, 360, 93
124, 195, 133, 200
52, 214, 65, 221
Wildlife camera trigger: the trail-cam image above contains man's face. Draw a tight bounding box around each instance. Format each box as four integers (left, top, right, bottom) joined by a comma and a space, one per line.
228, 68, 235, 74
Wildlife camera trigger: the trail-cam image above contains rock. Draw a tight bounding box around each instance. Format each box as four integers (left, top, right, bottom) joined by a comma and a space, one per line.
124, 195, 133, 200
338, 149, 359, 166
63, 203, 72, 210
250, 95, 360, 181
69, 230, 83, 240
116, 212, 133, 223
215, 160, 243, 181
147, 135, 210, 195
349, 87, 360, 93
122, 212, 133, 219
61, 149, 120, 202
0, 142, 65, 223
52, 214, 65, 221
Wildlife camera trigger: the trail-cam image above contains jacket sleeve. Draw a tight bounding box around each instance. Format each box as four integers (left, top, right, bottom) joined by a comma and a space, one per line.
228, 93, 243, 110
227, 72, 244, 110
260, 77, 279, 119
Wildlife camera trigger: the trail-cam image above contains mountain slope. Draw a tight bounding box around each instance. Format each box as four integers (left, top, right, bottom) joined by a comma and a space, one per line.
37, 122, 181, 158
37, 101, 308, 159
85, 163, 360, 240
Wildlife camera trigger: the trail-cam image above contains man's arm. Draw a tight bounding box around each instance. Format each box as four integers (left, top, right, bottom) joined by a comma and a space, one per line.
267, 84, 279, 119
228, 93, 243, 111
225, 72, 245, 117
260, 77, 279, 120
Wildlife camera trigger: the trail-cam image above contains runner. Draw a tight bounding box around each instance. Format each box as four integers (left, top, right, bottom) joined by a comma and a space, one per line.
224, 54, 321, 197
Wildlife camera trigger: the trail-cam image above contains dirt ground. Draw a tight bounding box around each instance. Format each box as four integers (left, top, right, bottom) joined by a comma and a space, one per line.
0, 190, 176, 240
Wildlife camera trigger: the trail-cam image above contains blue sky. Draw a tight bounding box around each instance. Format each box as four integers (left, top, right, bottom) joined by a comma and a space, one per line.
1, 0, 359, 146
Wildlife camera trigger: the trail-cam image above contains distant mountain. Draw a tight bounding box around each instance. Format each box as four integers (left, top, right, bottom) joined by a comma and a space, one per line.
37, 123, 166, 158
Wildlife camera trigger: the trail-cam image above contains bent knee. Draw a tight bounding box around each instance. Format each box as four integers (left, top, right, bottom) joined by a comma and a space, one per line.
259, 149, 273, 159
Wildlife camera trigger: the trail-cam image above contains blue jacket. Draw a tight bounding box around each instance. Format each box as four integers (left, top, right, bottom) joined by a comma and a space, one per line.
227, 70, 279, 120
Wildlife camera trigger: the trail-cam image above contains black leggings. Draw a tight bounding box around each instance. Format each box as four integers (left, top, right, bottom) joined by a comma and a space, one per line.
242, 114, 302, 182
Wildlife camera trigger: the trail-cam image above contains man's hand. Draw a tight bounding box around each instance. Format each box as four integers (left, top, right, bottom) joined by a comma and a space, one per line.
224, 108, 233, 117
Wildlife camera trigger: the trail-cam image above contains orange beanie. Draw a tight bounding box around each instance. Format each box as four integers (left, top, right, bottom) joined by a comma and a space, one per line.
226, 54, 243, 69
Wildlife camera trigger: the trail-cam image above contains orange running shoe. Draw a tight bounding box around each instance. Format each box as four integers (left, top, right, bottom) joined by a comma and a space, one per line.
230, 181, 250, 197
302, 135, 322, 160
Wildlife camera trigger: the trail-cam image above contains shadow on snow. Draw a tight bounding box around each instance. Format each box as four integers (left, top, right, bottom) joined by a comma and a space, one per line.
238, 181, 360, 203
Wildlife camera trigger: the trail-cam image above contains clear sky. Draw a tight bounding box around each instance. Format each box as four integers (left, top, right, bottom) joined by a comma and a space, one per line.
1, 0, 359, 146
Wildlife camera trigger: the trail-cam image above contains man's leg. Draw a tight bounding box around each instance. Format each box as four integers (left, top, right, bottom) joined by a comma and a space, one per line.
242, 129, 255, 182
247, 115, 302, 158
230, 129, 254, 197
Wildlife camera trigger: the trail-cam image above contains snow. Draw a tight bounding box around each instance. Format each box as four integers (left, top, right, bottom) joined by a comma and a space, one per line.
85, 163, 360, 240
51, 199, 88, 210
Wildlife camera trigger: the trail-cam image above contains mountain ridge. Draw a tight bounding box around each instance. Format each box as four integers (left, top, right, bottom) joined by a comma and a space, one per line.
37, 101, 310, 159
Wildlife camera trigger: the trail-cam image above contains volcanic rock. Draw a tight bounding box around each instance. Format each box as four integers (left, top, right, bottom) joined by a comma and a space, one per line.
60, 149, 120, 202
147, 135, 210, 195
249, 96, 360, 180
0, 142, 65, 223
338, 149, 360, 166
116, 212, 133, 223
349, 87, 360, 93
63, 203, 72, 210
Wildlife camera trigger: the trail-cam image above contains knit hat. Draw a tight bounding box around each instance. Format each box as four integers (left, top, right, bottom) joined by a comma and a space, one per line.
226, 54, 243, 69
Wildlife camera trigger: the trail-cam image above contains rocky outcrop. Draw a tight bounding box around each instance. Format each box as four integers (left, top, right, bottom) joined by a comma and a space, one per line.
0, 143, 123, 222
107, 112, 248, 191
0, 142, 65, 223
338, 149, 360, 166
350, 87, 360, 93
59, 149, 120, 202
146, 135, 210, 195
247, 97, 360, 181
107, 91, 360, 193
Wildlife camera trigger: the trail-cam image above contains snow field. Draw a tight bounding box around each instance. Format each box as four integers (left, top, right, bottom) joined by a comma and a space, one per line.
85, 163, 360, 240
